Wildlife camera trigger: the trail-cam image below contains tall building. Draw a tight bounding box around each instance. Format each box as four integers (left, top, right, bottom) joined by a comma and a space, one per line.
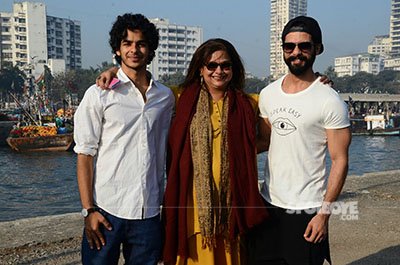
390, 0, 400, 56
385, 0, 400, 70
0, 2, 81, 75
149, 18, 203, 80
46, 16, 81, 70
269, 0, 307, 80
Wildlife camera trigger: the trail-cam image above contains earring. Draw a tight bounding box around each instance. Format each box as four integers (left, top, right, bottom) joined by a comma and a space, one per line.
200, 75, 204, 86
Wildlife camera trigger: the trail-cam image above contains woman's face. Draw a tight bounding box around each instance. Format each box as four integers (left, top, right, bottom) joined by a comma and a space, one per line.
200, 50, 233, 92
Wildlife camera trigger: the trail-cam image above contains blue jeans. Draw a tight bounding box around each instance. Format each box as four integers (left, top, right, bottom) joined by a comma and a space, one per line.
82, 208, 162, 265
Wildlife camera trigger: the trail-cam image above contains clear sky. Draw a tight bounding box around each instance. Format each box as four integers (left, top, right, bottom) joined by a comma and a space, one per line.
1, 0, 391, 78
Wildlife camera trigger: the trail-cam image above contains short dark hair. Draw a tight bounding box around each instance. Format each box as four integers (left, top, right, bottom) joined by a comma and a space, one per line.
109, 13, 159, 65
182, 38, 245, 91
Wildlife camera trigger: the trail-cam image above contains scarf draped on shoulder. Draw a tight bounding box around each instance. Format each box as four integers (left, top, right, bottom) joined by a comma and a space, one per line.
162, 82, 269, 264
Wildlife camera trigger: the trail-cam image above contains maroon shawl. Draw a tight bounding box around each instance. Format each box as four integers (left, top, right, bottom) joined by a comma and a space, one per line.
163, 83, 269, 264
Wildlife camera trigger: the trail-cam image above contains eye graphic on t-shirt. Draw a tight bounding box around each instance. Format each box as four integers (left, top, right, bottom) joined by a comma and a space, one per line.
272, 117, 297, 136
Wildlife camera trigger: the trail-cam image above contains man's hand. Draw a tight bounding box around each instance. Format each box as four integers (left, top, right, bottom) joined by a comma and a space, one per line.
84, 211, 112, 250
96, 66, 118, 89
303, 213, 329, 243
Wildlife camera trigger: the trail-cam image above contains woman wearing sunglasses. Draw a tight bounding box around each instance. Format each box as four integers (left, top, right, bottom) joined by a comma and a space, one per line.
162, 38, 269, 265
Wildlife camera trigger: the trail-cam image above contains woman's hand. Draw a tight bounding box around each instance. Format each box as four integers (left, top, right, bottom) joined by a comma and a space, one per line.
96, 66, 118, 89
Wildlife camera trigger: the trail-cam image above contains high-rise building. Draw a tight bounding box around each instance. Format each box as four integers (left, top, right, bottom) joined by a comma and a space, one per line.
149, 18, 203, 80
390, 0, 400, 56
269, 0, 307, 80
46, 16, 81, 70
0, 2, 81, 75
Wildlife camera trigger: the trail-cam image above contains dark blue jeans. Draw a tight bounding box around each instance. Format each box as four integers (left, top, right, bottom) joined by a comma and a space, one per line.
82, 208, 162, 265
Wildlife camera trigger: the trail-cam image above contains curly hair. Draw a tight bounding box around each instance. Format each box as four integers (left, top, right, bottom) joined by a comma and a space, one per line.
181, 38, 245, 91
109, 13, 159, 65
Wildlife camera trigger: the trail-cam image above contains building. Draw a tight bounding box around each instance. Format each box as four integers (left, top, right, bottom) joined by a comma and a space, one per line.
368, 35, 390, 57
390, 0, 400, 56
384, 57, 400, 70
269, 0, 307, 80
334, 53, 384, 77
383, 0, 400, 70
46, 16, 81, 70
149, 18, 203, 80
0, 2, 81, 76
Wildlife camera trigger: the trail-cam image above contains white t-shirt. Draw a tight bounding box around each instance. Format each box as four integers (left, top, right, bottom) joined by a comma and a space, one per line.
259, 75, 350, 209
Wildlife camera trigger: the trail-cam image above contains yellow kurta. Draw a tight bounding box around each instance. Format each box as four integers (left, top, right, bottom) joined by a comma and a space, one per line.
176, 97, 242, 265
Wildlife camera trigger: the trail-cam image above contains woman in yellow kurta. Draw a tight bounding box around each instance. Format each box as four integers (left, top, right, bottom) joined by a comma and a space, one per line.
175, 97, 241, 265
163, 38, 269, 265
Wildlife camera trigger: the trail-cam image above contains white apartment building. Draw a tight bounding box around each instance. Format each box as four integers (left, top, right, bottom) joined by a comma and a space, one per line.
269, 0, 307, 80
149, 18, 203, 80
0, 2, 81, 76
383, 0, 400, 70
384, 57, 400, 70
334, 53, 384, 77
390, 0, 400, 56
368, 35, 390, 57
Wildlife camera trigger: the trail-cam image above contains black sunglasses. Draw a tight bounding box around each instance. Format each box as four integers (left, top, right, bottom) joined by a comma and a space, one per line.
282, 42, 313, 53
205, 61, 232, 71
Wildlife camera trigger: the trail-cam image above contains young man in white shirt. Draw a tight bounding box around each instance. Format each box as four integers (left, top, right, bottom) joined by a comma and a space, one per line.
74, 13, 174, 265
251, 16, 351, 265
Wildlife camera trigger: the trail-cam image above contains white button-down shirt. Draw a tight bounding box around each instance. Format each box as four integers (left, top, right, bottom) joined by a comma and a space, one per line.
74, 69, 174, 219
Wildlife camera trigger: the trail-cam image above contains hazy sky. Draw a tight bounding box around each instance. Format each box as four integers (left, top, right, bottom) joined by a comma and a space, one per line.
2, 0, 391, 78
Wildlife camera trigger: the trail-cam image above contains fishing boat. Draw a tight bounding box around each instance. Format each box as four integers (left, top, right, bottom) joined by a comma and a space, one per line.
6, 124, 74, 152
5, 70, 75, 151
350, 114, 400, 136
6, 132, 73, 152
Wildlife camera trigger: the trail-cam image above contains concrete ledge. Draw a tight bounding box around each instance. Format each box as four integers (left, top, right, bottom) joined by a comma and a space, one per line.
0, 212, 82, 249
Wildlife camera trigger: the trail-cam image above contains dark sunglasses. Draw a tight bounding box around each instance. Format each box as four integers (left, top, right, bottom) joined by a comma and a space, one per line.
205, 61, 232, 71
282, 42, 313, 53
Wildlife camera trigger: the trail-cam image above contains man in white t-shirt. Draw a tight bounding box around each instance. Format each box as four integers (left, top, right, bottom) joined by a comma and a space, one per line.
250, 16, 351, 265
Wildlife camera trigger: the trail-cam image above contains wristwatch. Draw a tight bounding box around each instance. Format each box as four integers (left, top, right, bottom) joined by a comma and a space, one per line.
81, 207, 97, 218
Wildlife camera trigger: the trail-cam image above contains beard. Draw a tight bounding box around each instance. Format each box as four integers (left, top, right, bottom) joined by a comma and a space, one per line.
284, 53, 316, 76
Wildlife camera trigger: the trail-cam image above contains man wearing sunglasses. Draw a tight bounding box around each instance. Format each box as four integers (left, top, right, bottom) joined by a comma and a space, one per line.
252, 16, 351, 265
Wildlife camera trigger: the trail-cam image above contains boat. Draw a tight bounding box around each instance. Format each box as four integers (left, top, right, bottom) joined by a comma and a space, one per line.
6, 133, 73, 152
4, 70, 75, 151
6, 125, 73, 151
350, 114, 400, 136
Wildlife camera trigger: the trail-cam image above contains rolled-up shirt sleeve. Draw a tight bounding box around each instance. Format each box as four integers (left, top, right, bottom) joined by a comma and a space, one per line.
73, 85, 104, 156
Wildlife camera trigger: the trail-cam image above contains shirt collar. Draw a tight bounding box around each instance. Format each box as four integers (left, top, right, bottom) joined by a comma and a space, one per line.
116, 68, 159, 90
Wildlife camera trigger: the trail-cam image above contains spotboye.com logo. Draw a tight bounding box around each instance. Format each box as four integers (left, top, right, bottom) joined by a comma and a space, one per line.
286, 201, 359, 220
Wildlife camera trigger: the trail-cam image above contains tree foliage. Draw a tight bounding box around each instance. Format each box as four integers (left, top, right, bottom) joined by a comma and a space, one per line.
244, 77, 268, 94
159, 72, 186, 87
327, 68, 400, 94
0, 64, 26, 97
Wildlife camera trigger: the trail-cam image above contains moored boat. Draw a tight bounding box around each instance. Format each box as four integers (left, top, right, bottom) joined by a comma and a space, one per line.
350, 114, 400, 136
6, 133, 73, 152
6, 125, 74, 152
